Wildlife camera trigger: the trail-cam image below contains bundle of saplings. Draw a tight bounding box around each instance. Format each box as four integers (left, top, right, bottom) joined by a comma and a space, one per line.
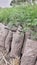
35, 62, 37, 65
5, 30, 13, 53
20, 39, 37, 65
10, 25, 24, 58
0, 23, 13, 52
0, 23, 9, 49
22, 30, 31, 54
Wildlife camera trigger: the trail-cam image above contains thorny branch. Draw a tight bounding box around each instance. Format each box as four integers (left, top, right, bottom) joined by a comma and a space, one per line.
0, 51, 11, 65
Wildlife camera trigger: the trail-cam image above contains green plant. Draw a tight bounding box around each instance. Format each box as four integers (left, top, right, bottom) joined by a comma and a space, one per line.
0, 5, 37, 30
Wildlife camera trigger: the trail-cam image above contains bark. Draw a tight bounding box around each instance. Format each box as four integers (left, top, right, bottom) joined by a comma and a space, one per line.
35, 62, 37, 65
0, 23, 8, 48
5, 31, 13, 53
21, 39, 37, 65
10, 25, 24, 58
